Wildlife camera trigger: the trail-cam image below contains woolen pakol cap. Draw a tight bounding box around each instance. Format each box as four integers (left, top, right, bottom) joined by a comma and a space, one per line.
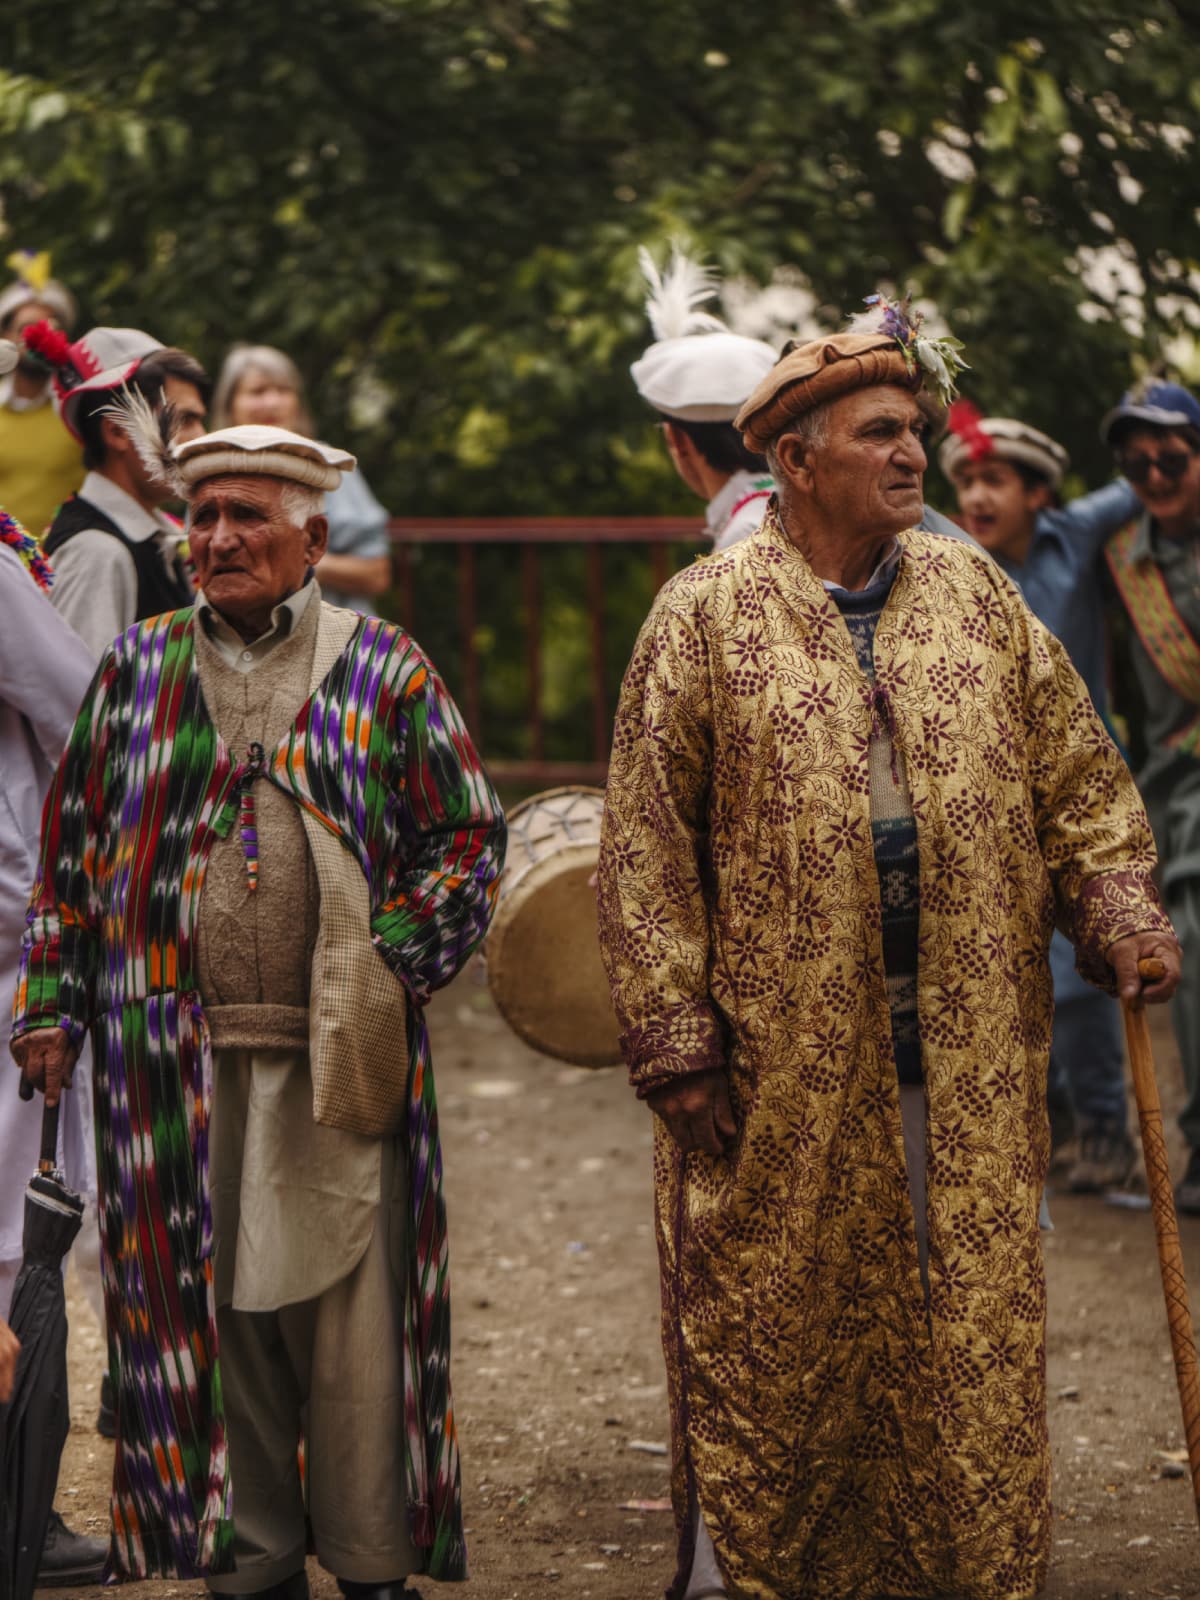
0, 248, 77, 333
19, 323, 165, 441
174, 425, 356, 492
735, 333, 918, 455
938, 406, 1069, 489
631, 245, 777, 423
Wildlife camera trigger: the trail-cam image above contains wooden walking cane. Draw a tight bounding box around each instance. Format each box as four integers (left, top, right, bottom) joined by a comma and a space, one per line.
1122, 955, 1200, 1528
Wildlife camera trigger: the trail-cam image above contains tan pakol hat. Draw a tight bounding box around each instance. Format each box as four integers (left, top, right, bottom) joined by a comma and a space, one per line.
735, 333, 919, 454
938, 410, 1069, 489
175, 425, 356, 491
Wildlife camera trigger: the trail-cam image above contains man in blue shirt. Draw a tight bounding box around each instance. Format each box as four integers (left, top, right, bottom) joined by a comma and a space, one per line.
940, 405, 1140, 1193
1101, 379, 1200, 1213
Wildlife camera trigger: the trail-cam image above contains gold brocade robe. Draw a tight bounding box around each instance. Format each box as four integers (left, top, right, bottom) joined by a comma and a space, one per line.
598, 508, 1172, 1600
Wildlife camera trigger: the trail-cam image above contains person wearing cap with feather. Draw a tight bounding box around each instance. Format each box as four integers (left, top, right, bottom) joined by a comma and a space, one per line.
632, 248, 779, 552
0, 250, 84, 536
11, 416, 505, 1600
632, 250, 974, 554
939, 407, 1141, 1195
1101, 376, 1200, 1213
20, 319, 210, 658
598, 296, 1179, 1600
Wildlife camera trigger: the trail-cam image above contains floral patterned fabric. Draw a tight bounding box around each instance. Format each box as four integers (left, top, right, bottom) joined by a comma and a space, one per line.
598, 505, 1172, 1600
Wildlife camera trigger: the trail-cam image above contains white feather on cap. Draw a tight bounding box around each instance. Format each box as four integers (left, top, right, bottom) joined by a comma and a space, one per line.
632, 245, 779, 422
101, 384, 186, 495
639, 245, 728, 341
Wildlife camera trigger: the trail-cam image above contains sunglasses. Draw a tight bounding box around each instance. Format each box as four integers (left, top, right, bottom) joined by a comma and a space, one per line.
1119, 448, 1195, 485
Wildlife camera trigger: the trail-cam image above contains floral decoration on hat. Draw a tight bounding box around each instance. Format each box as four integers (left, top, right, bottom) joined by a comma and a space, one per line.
861, 292, 968, 409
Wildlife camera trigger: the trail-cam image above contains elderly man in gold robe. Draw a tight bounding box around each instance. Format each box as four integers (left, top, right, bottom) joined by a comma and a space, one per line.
597, 301, 1181, 1600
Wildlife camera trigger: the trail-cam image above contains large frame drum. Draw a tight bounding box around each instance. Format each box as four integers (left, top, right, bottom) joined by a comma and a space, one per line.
486, 786, 622, 1067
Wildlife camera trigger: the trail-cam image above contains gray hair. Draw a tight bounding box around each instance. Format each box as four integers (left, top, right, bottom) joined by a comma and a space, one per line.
278, 482, 326, 527
212, 343, 314, 434
764, 402, 831, 481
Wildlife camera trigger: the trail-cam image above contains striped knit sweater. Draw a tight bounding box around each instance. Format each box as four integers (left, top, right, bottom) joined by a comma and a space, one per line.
831, 574, 922, 1085
13, 605, 505, 1583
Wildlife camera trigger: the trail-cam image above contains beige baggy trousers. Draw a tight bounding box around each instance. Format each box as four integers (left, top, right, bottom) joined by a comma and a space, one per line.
206, 1052, 417, 1594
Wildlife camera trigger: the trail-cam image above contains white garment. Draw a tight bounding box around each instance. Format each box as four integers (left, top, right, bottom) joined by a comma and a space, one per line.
49, 470, 188, 660
0, 544, 96, 1272
705, 470, 774, 553
0, 374, 53, 413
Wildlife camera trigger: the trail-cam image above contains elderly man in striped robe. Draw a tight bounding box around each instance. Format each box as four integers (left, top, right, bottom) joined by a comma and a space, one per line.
12, 420, 505, 1600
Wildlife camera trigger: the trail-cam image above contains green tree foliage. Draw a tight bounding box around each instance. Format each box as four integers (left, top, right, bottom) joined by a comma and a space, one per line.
2, 0, 1197, 511
2, 2, 1197, 763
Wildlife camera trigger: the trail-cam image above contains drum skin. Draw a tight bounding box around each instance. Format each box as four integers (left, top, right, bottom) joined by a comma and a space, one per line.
486, 787, 623, 1068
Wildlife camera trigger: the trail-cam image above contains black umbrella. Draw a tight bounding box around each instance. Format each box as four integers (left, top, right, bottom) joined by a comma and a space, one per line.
0, 1098, 84, 1600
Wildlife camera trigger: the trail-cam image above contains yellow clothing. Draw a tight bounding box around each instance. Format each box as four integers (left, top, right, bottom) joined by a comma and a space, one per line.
0, 398, 82, 536
598, 506, 1172, 1600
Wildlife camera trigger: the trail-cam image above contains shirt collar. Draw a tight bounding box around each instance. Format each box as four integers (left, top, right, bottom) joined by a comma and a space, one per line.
821, 538, 903, 597
1128, 505, 1200, 566
196, 574, 317, 657
80, 470, 180, 546
705, 469, 773, 537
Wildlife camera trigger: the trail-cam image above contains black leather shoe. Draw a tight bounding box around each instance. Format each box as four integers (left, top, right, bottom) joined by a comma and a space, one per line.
337, 1582, 421, 1600
97, 1372, 117, 1438
37, 1509, 108, 1587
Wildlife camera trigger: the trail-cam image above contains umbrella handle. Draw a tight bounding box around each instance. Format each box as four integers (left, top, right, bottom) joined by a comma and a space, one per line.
39, 1098, 59, 1172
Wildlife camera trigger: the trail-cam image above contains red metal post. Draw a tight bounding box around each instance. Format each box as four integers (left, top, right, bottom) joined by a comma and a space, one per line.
394, 543, 414, 632
587, 542, 607, 768
651, 540, 668, 596
458, 543, 482, 742
522, 544, 544, 764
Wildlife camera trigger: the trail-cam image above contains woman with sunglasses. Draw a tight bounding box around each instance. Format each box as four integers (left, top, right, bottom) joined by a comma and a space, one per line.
1104, 379, 1200, 1215
940, 405, 1141, 1200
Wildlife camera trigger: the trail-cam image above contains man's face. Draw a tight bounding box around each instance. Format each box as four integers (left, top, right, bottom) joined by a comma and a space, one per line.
189, 475, 328, 630
164, 376, 207, 445
4, 301, 63, 379
785, 386, 928, 542
952, 457, 1049, 558
1116, 425, 1200, 530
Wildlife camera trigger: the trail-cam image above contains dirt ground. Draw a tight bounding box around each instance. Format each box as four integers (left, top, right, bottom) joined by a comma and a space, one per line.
48, 968, 1200, 1600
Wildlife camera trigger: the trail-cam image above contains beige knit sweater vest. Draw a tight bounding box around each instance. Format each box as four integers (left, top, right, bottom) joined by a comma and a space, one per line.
194, 599, 322, 1050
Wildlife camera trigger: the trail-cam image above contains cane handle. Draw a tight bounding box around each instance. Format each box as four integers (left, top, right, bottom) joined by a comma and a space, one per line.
18, 1077, 33, 1102
1138, 956, 1168, 982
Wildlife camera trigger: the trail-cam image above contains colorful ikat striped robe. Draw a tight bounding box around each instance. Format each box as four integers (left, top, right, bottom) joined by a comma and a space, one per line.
13, 607, 505, 1582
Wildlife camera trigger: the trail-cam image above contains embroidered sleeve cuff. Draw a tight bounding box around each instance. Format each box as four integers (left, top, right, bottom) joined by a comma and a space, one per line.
622, 1001, 726, 1097
11, 1012, 88, 1052
1071, 871, 1175, 991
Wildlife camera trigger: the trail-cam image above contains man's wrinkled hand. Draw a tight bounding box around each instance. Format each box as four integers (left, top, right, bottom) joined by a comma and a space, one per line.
0, 1319, 19, 1404
647, 1068, 737, 1156
1106, 930, 1182, 1007
10, 1027, 78, 1108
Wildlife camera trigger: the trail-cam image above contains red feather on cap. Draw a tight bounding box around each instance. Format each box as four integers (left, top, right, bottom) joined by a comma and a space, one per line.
946, 398, 994, 462
20, 318, 74, 370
